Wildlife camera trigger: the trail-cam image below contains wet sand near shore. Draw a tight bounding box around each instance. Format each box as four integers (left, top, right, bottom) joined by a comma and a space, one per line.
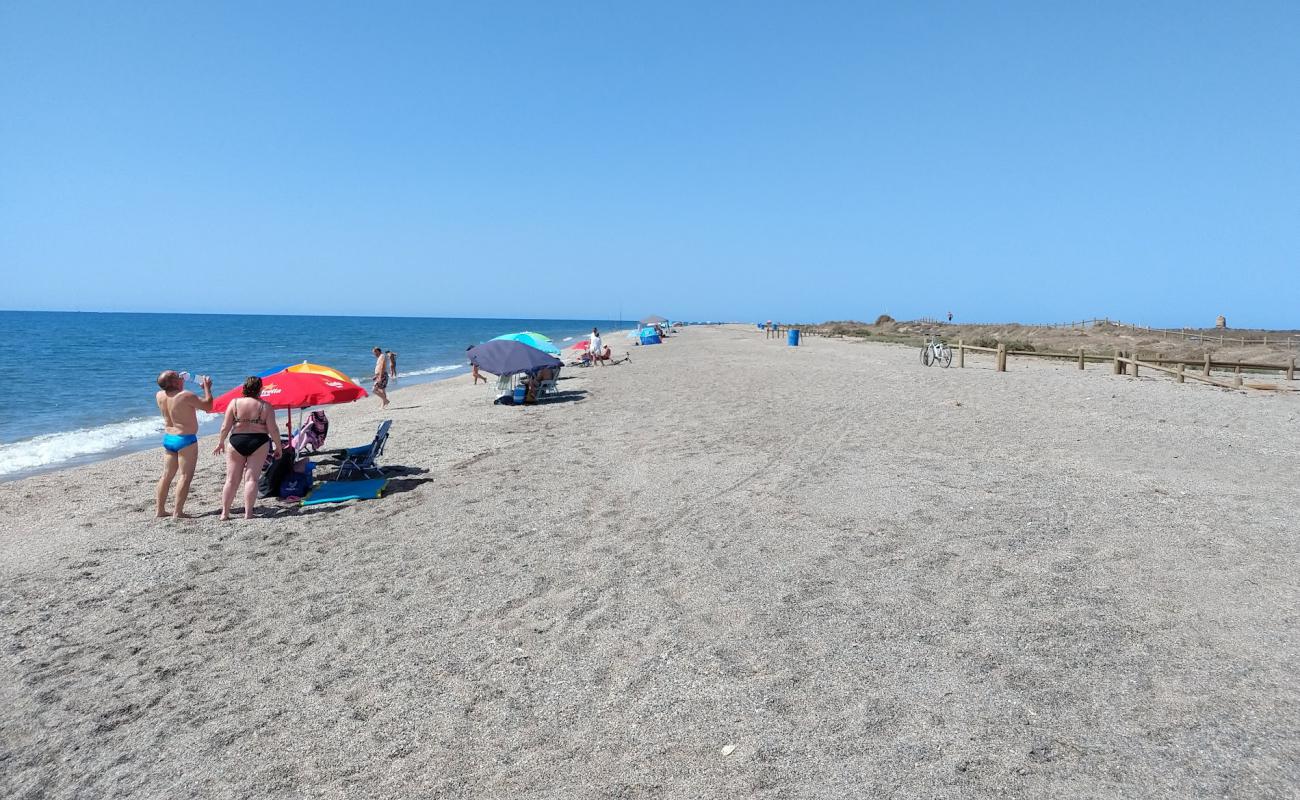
2, 326, 1297, 798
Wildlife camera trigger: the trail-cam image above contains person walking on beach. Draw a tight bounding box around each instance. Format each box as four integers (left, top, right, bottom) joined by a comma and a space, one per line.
386, 350, 398, 382
589, 328, 603, 367
155, 370, 214, 520
467, 346, 488, 384
372, 347, 390, 408
213, 376, 280, 520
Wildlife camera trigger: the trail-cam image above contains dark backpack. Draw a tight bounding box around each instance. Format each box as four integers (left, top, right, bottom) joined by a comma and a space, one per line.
258, 447, 296, 498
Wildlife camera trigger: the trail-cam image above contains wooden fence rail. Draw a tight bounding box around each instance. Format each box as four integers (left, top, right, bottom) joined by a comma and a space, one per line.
953, 339, 1297, 390
933, 317, 1297, 348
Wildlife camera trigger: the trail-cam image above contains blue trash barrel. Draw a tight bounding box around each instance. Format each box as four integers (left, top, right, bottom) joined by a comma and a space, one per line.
788, 328, 800, 346
513, 385, 526, 403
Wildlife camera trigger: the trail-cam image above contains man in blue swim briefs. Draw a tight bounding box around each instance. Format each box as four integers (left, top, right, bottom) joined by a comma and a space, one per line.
155, 370, 214, 520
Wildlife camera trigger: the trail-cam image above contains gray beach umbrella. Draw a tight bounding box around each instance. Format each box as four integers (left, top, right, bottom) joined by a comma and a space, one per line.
640, 314, 668, 325
467, 339, 563, 376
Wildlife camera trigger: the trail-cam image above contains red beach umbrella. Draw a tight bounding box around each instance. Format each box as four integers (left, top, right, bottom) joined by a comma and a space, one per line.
213, 370, 367, 412
212, 370, 368, 437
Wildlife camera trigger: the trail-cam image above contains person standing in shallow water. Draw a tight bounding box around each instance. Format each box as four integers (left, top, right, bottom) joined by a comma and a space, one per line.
154, 370, 213, 520
372, 347, 390, 408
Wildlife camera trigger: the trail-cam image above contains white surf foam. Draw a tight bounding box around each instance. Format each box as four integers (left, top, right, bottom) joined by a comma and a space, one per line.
0, 417, 165, 477
400, 363, 464, 378
0, 413, 225, 478
1, 361, 466, 479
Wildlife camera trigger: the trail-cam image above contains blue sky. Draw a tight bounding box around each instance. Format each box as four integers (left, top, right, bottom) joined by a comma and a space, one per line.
1, 2, 1297, 326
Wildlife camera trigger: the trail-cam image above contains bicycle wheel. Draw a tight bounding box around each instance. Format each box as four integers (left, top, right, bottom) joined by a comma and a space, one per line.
938, 344, 953, 368
921, 345, 933, 367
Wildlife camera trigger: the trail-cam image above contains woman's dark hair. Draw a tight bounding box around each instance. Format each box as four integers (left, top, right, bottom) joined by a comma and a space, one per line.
242, 376, 263, 398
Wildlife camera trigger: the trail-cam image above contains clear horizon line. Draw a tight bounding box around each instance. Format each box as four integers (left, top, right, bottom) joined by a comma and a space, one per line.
0, 308, 642, 323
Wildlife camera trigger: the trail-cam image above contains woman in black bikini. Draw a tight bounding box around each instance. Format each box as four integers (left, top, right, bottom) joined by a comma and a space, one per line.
214, 376, 280, 520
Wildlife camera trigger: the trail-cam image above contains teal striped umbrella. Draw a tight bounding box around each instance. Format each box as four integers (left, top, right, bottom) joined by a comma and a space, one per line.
491, 332, 561, 355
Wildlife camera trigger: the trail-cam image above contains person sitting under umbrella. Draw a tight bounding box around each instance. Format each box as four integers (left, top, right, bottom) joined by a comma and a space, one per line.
524, 367, 557, 404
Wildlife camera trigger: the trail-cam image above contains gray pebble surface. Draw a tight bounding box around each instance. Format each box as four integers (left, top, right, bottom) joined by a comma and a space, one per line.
1, 325, 1296, 798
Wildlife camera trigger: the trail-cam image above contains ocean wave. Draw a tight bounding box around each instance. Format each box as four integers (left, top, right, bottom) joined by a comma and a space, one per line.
0, 417, 166, 477
400, 363, 464, 378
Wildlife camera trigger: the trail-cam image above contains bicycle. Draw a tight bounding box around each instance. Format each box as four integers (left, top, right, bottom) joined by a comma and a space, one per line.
920, 337, 953, 368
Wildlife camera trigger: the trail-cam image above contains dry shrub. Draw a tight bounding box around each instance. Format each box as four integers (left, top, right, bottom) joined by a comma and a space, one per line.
971, 336, 1036, 352
816, 321, 873, 337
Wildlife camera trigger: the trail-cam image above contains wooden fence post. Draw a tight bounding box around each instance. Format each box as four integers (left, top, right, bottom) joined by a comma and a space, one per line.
1204, 353, 1212, 375
1176, 363, 1185, 384
957, 339, 964, 368
1113, 349, 1121, 375
1288, 357, 1295, 381
1234, 365, 1243, 387
1077, 348, 1085, 370
996, 343, 1007, 372
1132, 352, 1140, 378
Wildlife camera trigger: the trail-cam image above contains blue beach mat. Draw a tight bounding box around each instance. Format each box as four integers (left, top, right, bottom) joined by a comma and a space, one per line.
301, 478, 388, 506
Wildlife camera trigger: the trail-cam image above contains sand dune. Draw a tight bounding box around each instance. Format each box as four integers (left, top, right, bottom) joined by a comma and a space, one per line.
2, 326, 1297, 798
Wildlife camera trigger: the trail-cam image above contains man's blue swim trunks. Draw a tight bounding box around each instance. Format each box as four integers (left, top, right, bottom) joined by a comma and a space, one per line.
162, 433, 198, 453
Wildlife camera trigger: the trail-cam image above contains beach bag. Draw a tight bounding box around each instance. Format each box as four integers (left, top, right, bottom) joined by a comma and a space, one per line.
279, 469, 312, 499
258, 446, 296, 498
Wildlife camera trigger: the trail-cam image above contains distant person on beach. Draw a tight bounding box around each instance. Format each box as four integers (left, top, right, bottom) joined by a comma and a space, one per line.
947, 311, 953, 323
592, 345, 630, 365
589, 328, 603, 366
467, 347, 488, 384
387, 350, 398, 381
372, 347, 390, 408
213, 376, 281, 521
154, 370, 214, 520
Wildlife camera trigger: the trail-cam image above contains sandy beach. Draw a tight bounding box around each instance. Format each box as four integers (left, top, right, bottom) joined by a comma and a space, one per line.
2, 325, 1297, 798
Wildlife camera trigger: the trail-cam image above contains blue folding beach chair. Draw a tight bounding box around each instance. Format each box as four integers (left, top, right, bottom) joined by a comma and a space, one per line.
327, 420, 392, 480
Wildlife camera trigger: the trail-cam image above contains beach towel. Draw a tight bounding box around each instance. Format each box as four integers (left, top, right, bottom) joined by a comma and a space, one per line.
301, 478, 388, 506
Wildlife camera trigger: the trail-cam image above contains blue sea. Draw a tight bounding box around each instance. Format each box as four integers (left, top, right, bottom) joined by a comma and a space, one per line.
0, 311, 627, 479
